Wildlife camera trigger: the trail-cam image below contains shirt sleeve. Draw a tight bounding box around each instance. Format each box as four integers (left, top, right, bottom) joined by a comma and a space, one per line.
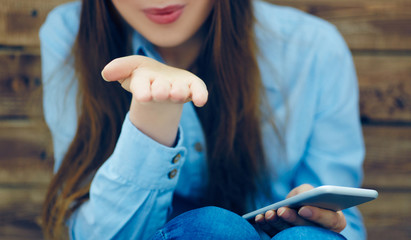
69, 115, 187, 240
293, 26, 366, 239
40, 3, 187, 239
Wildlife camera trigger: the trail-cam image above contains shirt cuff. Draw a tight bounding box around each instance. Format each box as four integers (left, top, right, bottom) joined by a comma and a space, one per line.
107, 112, 187, 190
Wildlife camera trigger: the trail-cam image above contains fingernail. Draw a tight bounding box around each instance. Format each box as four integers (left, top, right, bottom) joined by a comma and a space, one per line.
255, 214, 263, 222
298, 207, 313, 218
277, 207, 287, 219
277, 208, 285, 217
266, 210, 274, 219
101, 71, 107, 81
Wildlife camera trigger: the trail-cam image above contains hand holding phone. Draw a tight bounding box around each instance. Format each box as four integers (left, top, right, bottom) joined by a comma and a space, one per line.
242, 185, 378, 220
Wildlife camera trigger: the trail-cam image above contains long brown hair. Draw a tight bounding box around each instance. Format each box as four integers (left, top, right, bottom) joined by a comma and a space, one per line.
42, 0, 268, 238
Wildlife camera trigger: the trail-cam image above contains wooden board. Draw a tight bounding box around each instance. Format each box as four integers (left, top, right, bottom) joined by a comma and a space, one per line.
359, 189, 411, 239
0, 120, 53, 185
355, 54, 411, 123
0, 120, 51, 239
269, 0, 411, 50
0, 0, 71, 47
362, 125, 411, 189
1, 0, 411, 50
0, 186, 46, 240
0, 50, 42, 119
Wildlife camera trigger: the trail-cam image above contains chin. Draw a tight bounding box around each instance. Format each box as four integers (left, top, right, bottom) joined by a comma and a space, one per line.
146, 34, 192, 48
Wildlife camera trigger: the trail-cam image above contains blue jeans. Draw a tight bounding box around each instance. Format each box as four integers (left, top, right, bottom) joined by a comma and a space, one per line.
151, 206, 346, 240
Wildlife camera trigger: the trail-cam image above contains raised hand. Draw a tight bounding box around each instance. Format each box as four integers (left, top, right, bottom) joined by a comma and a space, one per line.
102, 55, 208, 146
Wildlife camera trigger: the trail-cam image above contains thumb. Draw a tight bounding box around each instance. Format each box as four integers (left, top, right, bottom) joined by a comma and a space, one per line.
101, 55, 149, 82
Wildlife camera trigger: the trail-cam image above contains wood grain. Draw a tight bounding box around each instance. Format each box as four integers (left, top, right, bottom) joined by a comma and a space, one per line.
362, 125, 411, 189
355, 54, 411, 123
0, 186, 46, 240
0, 120, 53, 185
359, 189, 411, 239
0, 0, 71, 47
0, 50, 42, 119
269, 0, 411, 50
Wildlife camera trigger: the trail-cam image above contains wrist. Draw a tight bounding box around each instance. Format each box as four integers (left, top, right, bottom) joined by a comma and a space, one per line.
129, 99, 183, 147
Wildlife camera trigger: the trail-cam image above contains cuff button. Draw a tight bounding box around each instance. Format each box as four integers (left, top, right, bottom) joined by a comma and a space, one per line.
172, 153, 181, 164
168, 169, 178, 179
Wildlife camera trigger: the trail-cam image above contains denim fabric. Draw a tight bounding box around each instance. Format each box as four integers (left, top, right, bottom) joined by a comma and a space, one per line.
273, 226, 346, 240
152, 206, 260, 240
152, 207, 346, 240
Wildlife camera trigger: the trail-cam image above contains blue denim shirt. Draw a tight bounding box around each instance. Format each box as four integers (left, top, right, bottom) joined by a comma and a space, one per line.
40, 1, 365, 239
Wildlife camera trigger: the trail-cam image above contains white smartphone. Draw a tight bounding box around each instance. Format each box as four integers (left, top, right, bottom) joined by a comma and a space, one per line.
242, 185, 378, 220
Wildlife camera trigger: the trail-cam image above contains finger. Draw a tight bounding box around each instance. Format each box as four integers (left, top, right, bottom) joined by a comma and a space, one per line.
151, 77, 171, 102
129, 71, 152, 102
255, 214, 278, 237
298, 207, 347, 233
255, 214, 265, 224
287, 184, 314, 198
101, 55, 148, 82
277, 207, 317, 227
189, 78, 208, 107
170, 80, 190, 103
264, 210, 292, 232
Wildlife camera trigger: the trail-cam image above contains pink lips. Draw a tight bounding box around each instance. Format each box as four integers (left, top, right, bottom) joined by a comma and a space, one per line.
143, 5, 185, 24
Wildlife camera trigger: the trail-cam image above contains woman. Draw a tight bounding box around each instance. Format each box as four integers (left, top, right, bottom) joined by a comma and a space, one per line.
40, 0, 365, 239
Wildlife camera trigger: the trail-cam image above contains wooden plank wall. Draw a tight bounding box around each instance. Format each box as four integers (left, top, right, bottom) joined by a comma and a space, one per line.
0, 0, 410, 239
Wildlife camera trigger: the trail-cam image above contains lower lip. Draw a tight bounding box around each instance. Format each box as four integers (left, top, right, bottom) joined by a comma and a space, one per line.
143, 7, 184, 24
